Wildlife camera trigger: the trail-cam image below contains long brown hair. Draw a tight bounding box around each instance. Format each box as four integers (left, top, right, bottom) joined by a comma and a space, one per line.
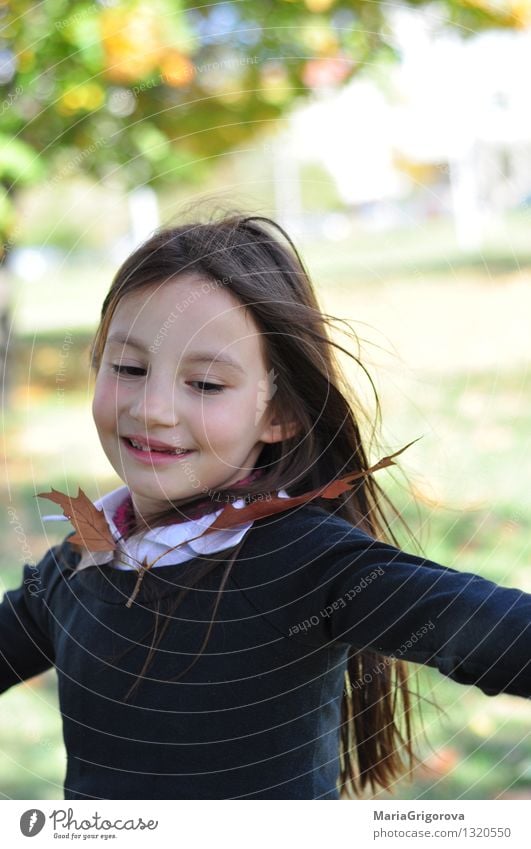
89, 209, 428, 799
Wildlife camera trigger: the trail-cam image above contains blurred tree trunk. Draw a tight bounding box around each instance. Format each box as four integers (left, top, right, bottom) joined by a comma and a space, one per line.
0, 180, 15, 409
0, 256, 10, 407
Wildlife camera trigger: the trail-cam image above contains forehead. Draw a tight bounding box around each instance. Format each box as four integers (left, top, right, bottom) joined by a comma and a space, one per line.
106, 275, 267, 364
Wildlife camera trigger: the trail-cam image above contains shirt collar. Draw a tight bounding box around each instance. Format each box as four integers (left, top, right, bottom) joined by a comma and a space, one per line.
42, 484, 289, 571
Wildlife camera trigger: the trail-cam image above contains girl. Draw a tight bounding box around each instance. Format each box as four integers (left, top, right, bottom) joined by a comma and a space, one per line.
1, 213, 530, 801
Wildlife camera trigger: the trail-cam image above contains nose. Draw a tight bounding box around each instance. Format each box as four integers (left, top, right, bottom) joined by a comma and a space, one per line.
128, 373, 180, 428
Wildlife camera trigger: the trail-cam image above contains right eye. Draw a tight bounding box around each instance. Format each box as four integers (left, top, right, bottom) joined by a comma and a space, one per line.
111, 364, 146, 377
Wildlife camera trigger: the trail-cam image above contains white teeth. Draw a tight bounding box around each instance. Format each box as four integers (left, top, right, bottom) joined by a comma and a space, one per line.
128, 438, 188, 454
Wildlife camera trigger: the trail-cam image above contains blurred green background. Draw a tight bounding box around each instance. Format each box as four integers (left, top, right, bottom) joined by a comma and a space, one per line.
1, 0, 530, 801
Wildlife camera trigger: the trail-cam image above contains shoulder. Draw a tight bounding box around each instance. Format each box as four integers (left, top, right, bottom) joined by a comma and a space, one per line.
254, 501, 375, 541
231, 503, 388, 647
26, 532, 82, 604
0, 532, 82, 640
244, 502, 378, 569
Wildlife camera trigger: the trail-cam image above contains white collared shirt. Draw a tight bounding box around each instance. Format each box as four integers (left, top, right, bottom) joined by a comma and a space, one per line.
41, 484, 289, 572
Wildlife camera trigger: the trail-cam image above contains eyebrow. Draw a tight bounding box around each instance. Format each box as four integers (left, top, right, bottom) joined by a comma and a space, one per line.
106, 332, 245, 374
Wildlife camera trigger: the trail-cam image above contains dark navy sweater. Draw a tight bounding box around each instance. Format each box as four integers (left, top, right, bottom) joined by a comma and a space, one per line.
1, 504, 530, 800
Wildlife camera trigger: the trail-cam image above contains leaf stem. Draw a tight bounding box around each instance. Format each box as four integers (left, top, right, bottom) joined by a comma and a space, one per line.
126, 560, 152, 608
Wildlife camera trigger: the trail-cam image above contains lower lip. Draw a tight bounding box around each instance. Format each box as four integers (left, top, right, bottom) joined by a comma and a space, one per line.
121, 438, 194, 465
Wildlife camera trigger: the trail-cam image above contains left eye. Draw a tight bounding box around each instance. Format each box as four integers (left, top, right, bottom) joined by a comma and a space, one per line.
110, 366, 224, 393
111, 365, 145, 377
189, 381, 225, 394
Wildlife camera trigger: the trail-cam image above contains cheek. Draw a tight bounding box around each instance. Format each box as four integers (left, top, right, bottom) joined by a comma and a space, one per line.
92, 378, 118, 431
197, 392, 258, 444
189, 404, 230, 443
186, 398, 236, 444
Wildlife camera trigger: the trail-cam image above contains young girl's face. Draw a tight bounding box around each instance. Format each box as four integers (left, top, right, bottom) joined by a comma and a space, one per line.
92, 274, 284, 520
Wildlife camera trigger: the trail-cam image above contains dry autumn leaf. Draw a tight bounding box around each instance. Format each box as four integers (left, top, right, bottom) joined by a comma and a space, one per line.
36, 437, 421, 606
36, 487, 116, 551
197, 436, 422, 532
146, 437, 423, 569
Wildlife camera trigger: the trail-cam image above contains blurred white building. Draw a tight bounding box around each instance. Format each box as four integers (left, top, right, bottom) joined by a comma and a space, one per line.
279, 7, 531, 248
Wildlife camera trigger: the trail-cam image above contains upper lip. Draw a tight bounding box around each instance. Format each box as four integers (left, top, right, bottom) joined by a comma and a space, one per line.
123, 434, 190, 451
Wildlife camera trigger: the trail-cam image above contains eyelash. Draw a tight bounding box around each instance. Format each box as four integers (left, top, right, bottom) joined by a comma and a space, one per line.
110, 365, 225, 393
190, 381, 225, 394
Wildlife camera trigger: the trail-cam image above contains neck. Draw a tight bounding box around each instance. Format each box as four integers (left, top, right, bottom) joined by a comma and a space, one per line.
115, 468, 265, 537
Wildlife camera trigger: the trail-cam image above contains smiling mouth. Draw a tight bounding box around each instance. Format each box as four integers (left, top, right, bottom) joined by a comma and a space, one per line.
122, 437, 193, 457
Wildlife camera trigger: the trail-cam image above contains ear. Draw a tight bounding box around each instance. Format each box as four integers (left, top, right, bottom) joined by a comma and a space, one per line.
259, 416, 300, 445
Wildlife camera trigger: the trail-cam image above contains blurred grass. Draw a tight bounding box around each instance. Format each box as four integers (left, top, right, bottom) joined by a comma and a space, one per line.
300, 209, 531, 283
9, 209, 531, 333
1, 213, 530, 799
0, 673, 65, 800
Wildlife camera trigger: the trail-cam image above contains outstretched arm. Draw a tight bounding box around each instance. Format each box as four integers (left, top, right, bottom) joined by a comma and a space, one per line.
302, 526, 531, 698
0, 555, 57, 694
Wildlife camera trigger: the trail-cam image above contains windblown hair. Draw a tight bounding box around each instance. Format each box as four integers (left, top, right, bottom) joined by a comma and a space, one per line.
89, 209, 427, 799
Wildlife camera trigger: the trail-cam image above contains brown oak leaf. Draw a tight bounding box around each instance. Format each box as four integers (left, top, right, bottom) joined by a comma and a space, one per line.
146, 437, 423, 569
36, 436, 421, 606
36, 487, 116, 551
194, 436, 421, 532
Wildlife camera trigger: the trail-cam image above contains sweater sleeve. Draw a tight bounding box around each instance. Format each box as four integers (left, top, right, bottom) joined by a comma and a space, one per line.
0, 548, 60, 694
299, 524, 531, 699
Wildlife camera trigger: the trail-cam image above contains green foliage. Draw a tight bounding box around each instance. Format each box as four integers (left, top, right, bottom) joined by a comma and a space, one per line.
0, 0, 519, 209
